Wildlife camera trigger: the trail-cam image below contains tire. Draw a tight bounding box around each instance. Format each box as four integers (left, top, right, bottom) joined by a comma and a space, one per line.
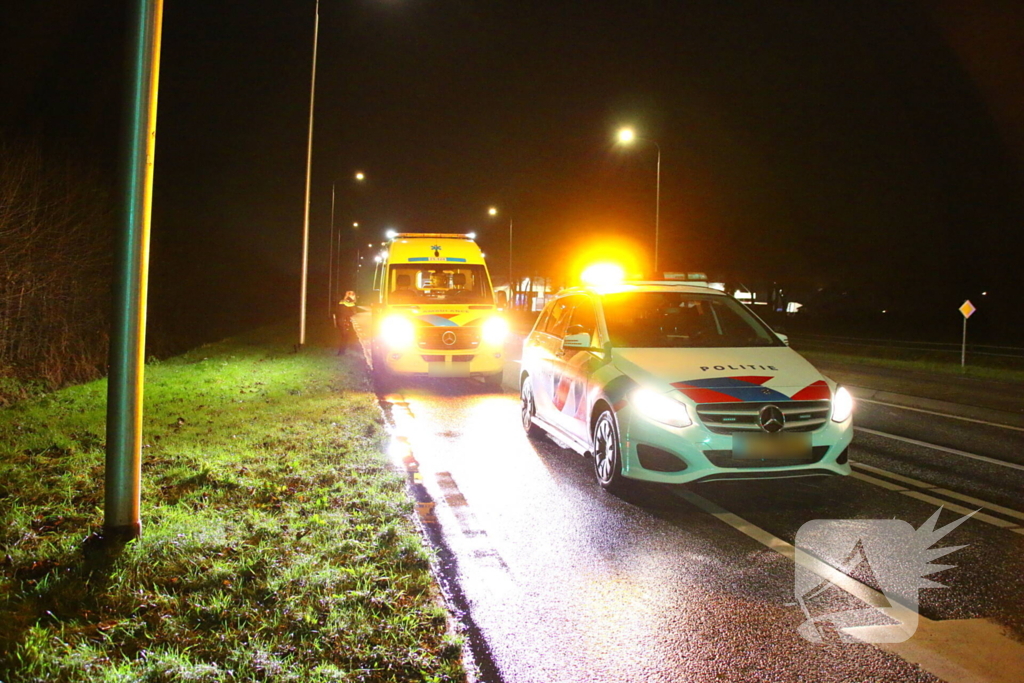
593, 409, 628, 492
520, 376, 544, 438
483, 371, 504, 391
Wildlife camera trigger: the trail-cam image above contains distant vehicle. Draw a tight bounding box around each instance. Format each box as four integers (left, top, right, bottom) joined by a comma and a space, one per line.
369, 233, 508, 388
519, 280, 853, 489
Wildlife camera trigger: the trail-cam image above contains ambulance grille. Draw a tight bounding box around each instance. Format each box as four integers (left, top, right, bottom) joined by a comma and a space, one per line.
416, 327, 480, 351
695, 400, 831, 435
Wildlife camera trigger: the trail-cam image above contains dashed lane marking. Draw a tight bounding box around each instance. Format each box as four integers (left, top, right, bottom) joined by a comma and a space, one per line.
855, 427, 1024, 472
855, 398, 1024, 433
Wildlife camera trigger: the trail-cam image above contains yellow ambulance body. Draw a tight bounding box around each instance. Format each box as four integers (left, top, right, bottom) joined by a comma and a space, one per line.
370, 233, 507, 386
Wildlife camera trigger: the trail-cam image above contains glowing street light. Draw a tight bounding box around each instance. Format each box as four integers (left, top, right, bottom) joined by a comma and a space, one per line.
385, 229, 398, 240
355, 171, 365, 181
615, 125, 662, 273
487, 206, 514, 300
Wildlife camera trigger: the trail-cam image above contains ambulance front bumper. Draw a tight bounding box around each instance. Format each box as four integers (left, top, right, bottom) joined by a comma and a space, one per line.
381, 345, 505, 377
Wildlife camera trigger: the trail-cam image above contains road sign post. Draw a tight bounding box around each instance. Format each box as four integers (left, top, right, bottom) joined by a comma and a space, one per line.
959, 300, 976, 370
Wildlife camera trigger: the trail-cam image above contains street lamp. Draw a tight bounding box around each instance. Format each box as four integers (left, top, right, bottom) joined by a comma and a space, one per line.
328, 180, 365, 314
616, 126, 662, 274
487, 206, 513, 299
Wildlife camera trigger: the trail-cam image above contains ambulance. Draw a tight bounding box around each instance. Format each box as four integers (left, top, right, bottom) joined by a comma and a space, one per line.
369, 233, 508, 387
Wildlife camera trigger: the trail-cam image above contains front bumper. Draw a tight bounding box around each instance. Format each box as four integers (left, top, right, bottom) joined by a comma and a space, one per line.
619, 406, 853, 484
380, 344, 504, 377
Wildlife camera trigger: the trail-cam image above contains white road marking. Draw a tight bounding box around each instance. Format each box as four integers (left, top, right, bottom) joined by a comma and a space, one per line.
927, 489, 1024, 523
853, 462, 937, 489
850, 463, 1024, 530
855, 427, 1024, 472
855, 398, 1024, 433
850, 470, 907, 492
671, 487, 1024, 683
896, 490, 1016, 529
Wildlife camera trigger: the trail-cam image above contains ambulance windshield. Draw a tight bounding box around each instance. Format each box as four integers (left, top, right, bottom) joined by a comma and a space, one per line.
388, 264, 493, 305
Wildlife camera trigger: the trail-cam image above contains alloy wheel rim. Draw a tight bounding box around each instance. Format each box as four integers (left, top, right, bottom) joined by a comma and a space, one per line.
595, 419, 614, 482
521, 383, 534, 431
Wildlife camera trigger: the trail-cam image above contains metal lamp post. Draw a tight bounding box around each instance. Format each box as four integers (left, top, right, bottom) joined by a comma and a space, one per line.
616, 127, 662, 274
488, 207, 514, 307
298, 0, 320, 348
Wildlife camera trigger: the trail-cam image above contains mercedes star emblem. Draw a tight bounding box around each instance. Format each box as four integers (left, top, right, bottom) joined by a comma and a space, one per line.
442, 331, 457, 346
758, 404, 786, 434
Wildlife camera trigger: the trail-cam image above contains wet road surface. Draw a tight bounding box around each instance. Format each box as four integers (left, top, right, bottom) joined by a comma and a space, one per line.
352, 318, 1024, 682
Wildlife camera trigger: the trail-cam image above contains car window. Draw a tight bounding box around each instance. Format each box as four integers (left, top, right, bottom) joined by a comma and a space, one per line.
542, 298, 573, 338
600, 291, 782, 348
533, 304, 552, 335
568, 297, 598, 340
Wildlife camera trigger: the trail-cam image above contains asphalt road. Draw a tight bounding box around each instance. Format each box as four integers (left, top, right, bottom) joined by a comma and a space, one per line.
351, 320, 1024, 683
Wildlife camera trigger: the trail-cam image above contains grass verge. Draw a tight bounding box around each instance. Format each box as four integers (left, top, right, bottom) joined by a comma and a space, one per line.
0, 323, 464, 682
798, 349, 1024, 384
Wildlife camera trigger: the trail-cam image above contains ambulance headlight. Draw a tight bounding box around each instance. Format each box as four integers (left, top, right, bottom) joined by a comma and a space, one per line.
831, 386, 854, 422
380, 315, 415, 348
482, 316, 509, 345
631, 388, 692, 428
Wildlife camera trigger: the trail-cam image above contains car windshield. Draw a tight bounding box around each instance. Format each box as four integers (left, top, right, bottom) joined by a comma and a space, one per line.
387, 264, 493, 305
600, 291, 783, 348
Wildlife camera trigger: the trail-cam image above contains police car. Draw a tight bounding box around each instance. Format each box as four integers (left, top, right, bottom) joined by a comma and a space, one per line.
519, 279, 853, 490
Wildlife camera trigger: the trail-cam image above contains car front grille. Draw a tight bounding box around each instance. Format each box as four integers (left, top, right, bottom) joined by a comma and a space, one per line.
695, 400, 831, 435
416, 327, 481, 351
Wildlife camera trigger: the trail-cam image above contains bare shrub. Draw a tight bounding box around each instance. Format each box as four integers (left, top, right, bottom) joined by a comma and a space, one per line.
0, 140, 113, 399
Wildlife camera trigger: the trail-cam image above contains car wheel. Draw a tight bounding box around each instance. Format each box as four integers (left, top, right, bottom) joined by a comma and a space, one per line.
520, 376, 544, 438
593, 410, 627, 492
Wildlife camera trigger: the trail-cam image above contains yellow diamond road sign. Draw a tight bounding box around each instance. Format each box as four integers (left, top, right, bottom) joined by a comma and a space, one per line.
959, 300, 976, 319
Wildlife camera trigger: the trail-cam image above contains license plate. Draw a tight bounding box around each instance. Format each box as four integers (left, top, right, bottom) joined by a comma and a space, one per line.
427, 362, 470, 378
733, 433, 811, 460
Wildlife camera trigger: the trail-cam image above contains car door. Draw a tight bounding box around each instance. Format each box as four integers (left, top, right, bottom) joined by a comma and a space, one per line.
555, 295, 601, 444
530, 297, 573, 426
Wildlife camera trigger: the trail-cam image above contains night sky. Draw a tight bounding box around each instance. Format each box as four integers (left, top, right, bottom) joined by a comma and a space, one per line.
2, 1, 1022, 343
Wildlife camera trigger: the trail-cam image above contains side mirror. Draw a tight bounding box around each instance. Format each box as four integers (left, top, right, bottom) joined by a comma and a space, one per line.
776, 332, 789, 346
495, 290, 508, 309
562, 332, 592, 350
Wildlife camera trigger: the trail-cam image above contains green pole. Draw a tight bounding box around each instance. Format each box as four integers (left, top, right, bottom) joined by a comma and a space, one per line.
104, 0, 164, 541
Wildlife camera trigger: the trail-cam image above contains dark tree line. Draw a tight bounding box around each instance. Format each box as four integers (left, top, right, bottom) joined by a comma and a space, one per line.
0, 140, 113, 402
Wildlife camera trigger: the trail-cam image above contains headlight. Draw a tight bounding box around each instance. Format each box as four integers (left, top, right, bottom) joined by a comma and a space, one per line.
380, 315, 415, 348
831, 386, 854, 422
631, 388, 692, 428
481, 316, 509, 345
